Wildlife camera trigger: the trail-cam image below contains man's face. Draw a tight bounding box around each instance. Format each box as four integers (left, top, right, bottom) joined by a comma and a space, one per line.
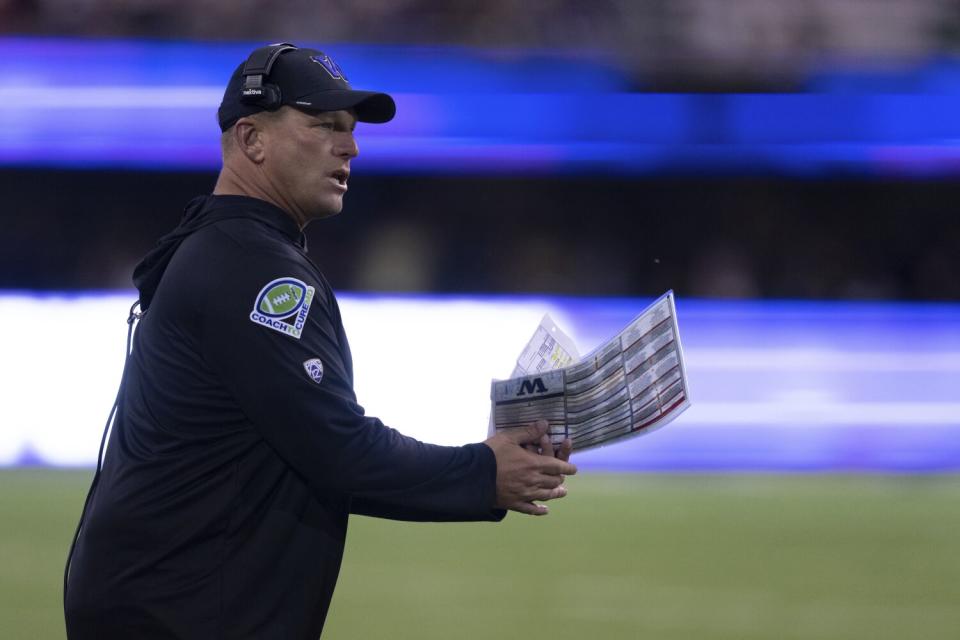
259, 107, 359, 223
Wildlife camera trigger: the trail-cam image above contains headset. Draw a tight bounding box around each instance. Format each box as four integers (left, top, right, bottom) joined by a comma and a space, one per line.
239, 42, 299, 110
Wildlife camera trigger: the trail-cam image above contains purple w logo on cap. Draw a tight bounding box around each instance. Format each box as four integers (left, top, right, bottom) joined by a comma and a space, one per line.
310, 54, 348, 82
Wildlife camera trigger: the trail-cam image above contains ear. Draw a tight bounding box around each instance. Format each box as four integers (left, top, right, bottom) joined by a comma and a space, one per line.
233, 117, 266, 164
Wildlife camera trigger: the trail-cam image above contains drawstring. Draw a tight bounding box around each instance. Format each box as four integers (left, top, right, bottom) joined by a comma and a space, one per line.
63, 300, 142, 613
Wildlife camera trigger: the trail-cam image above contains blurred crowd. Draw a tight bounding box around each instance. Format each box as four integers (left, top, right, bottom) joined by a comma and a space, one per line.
3, 170, 958, 300
2, 0, 959, 86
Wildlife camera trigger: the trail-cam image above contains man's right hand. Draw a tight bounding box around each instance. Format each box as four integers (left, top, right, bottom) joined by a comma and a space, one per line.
483, 420, 577, 516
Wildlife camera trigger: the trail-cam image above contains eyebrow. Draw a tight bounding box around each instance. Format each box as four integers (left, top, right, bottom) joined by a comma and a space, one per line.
311, 111, 357, 127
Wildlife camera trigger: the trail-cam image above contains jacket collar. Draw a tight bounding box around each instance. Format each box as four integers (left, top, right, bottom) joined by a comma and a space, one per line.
205, 195, 306, 248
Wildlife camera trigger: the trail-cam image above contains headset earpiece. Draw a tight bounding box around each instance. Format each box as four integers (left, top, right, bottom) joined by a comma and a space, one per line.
239, 42, 298, 109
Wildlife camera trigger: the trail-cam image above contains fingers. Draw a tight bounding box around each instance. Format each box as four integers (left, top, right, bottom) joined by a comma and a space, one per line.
513, 437, 576, 476
541, 474, 563, 489
491, 422, 576, 517
514, 428, 577, 475
530, 428, 572, 462
503, 419, 549, 446
509, 501, 550, 516
506, 485, 566, 516
532, 485, 567, 501
538, 432, 555, 457
536, 456, 578, 477
501, 422, 571, 461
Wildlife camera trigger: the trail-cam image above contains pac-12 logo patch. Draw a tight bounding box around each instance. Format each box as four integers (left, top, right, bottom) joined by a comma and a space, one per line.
249, 277, 315, 340
303, 358, 324, 384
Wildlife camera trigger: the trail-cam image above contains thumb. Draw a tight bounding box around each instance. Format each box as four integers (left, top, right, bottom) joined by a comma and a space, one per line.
505, 419, 549, 445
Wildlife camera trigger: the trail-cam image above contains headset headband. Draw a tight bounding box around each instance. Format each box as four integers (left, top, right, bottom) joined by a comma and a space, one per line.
241, 42, 298, 102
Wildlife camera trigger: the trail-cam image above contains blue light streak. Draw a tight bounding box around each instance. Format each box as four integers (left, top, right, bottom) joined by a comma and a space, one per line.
5, 37, 960, 174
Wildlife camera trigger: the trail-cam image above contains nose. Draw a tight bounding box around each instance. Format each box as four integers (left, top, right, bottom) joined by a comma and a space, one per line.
335, 131, 359, 159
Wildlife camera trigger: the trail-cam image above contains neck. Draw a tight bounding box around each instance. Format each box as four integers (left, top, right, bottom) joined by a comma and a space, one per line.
213, 166, 308, 229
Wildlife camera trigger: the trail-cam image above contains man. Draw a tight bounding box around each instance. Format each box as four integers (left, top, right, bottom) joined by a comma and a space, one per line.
64, 43, 575, 639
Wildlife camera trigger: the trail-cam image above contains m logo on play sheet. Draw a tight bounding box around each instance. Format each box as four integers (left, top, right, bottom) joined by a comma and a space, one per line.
516, 377, 547, 396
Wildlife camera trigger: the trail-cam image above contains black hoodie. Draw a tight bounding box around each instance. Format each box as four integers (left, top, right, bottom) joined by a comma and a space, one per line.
65, 195, 502, 640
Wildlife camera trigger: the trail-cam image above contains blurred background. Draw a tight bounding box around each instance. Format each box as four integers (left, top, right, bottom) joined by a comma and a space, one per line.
1, 1, 959, 638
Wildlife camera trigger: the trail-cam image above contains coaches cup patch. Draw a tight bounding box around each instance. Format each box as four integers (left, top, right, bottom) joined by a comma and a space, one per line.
249, 277, 315, 340
303, 358, 324, 384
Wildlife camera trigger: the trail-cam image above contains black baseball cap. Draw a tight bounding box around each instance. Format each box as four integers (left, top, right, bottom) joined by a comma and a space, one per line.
217, 44, 396, 131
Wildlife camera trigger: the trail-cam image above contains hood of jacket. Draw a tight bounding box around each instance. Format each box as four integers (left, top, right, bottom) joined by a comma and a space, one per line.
132, 195, 250, 312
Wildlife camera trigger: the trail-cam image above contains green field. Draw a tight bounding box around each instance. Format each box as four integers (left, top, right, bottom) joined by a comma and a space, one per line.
3, 470, 959, 639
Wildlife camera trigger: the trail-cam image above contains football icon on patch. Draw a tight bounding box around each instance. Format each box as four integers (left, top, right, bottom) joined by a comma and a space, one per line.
257, 279, 306, 317
249, 277, 315, 340
303, 358, 324, 384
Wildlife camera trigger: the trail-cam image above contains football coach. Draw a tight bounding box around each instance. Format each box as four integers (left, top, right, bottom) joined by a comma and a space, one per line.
64, 42, 575, 639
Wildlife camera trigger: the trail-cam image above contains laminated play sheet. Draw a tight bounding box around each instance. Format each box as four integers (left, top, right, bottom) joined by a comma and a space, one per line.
510, 313, 580, 378
491, 291, 690, 452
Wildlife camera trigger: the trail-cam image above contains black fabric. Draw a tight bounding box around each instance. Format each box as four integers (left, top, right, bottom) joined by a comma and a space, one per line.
65, 195, 503, 640
132, 195, 304, 312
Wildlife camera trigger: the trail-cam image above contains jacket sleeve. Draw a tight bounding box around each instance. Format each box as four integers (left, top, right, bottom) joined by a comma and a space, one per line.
196, 241, 503, 521
348, 452, 505, 522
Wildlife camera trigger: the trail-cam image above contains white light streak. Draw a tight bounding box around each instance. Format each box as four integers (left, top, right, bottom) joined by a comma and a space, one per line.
0, 86, 223, 109
1, 293, 957, 467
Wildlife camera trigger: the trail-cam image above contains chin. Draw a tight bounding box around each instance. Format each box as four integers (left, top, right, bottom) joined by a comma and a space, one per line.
311, 198, 344, 220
